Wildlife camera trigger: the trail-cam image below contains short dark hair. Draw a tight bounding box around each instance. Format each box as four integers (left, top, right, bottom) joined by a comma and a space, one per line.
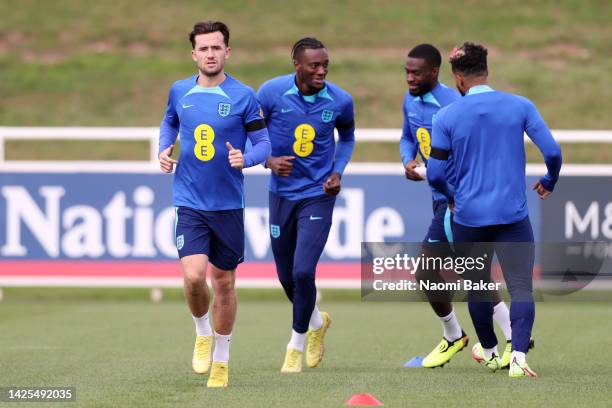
407, 44, 442, 68
449, 42, 488, 76
291, 37, 326, 60
189, 21, 230, 48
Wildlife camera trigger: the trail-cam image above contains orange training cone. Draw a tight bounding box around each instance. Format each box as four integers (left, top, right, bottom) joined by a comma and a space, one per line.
345, 393, 384, 406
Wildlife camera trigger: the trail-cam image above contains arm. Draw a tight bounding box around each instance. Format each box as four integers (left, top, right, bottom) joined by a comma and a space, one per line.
400, 98, 423, 181
523, 98, 562, 195
332, 98, 356, 176
158, 84, 179, 173
240, 90, 271, 168
243, 127, 271, 168
159, 84, 179, 154
324, 98, 356, 195
427, 113, 454, 202
400, 102, 418, 166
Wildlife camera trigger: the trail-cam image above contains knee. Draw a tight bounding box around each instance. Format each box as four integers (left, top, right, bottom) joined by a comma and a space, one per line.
293, 267, 315, 286
279, 278, 293, 291
505, 276, 533, 299
213, 274, 235, 295
184, 268, 205, 291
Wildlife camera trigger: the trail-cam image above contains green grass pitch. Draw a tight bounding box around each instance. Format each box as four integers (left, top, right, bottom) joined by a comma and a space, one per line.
1, 289, 611, 407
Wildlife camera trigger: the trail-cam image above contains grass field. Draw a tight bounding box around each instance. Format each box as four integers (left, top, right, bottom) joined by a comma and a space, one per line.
2, 289, 611, 407
1, 0, 610, 129
1, 1, 610, 163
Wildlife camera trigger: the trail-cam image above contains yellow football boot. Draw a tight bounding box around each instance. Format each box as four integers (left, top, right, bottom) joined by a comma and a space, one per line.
206, 362, 229, 387
192, 335, 213, 374
422, 331, 469, 368
306, 312, 331, 368
281, 348, 303, 373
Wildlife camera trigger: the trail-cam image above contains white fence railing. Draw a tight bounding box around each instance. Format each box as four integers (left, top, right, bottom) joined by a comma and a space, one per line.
0, 127, 610, 165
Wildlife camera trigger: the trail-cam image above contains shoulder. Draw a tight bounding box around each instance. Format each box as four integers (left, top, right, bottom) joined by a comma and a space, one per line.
258, 74, 294, 95
511, 93, 536, 108
436, 104, 452, 120
222, 74, 257, 99
325, 81, 354, 107
437, 82, 461, 105
434, 103, 458, 128
168, 75, 197, 95
497, 91, 536, 115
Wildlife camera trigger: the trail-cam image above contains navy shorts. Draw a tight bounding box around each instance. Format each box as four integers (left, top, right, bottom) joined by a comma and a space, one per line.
268, 192, 336, 278
423, 199, 454, 244
174, 206, 244, 271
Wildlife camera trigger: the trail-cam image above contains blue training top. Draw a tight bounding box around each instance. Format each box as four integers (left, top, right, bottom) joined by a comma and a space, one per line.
159, 73, 271, 211
399, 82, 460, 202
257, 74, 355, 200
428, 85, 562, 227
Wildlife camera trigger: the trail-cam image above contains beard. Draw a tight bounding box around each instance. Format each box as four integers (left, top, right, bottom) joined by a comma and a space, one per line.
409, 81, 433, 97
408, 88, 422, 96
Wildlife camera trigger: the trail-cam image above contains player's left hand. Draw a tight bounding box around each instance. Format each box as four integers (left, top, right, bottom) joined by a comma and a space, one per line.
226, 142, 244, 170
324, 172, 341, 196
533, 181, 552, 199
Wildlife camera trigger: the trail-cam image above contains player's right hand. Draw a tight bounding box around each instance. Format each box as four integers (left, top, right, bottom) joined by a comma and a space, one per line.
404, 159, 425, 181
159, 144, 178, 173
266, 156, 295, 177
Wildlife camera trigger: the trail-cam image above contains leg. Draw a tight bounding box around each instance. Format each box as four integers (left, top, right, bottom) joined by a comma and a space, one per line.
176, 207, 213, 317
207, 267, 234, 387
494, 217, 535, 353
292, 195, 335, 334
453, 222, 499, 351
417, 201, 455, 317
269, 192, 298, 302
181, 254, 211, 317
294, 195, 336, 369
418, 202, 469, 368
207, 208, 245, 336
210, 264, 237, 335
175, 206, 213, 375
205, 209, 244, 387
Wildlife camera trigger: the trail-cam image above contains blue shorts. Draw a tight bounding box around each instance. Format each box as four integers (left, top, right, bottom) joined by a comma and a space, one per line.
174, 206, 244, 271
423, 199, 454, 244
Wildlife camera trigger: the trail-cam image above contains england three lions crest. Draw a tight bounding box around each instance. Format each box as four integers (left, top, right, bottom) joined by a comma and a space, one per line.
218, 103, 231, 117
321, 109, 334, 123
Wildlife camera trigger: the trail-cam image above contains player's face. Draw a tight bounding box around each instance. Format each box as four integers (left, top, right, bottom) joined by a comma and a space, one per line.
405, 57, 438, 96
191, 32, 231, 77
294, 48, 329, 94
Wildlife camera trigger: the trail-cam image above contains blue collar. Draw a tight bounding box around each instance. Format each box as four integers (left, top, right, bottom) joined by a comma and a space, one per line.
413, 82, 444, 108
466, 84, 494, 95
187, 73, 230, 98
283, 75, 333, 103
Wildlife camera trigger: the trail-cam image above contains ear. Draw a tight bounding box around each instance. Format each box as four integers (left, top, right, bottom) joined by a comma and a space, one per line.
191, 49, 197, 63
225, 46, 231, 60
292, 58, 300, 70
431, 66, 440, 79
